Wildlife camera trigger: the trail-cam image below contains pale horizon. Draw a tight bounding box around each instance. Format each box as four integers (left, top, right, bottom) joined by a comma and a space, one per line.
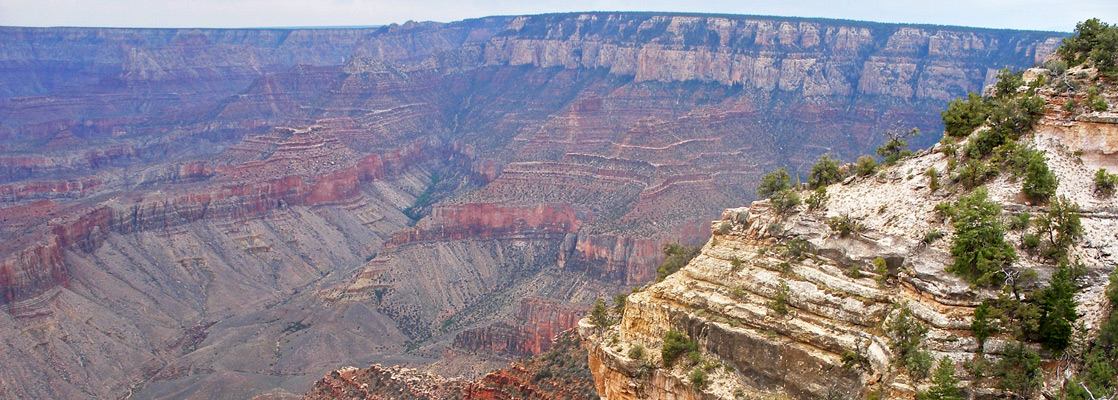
1, 0, 1115, 32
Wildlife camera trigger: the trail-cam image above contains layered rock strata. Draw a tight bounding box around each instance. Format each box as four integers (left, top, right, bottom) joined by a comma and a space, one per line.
583, 67, 1117, 399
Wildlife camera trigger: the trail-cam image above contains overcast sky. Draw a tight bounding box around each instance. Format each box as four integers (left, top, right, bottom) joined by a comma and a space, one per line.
1, 0, 1114, 32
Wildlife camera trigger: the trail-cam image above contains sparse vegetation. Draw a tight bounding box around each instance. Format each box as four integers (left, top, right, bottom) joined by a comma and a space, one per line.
874, 257, 889, 286
769, 280, 791, 315
613, 291, 629, 314
662, 330, 699, 368
656, 243, 702, 281
1065, 272, 1118, 400
925, 167, 940, 192
1035, 197, 1083, 262
770, 189, 801, 214
628, 344, 646, 360
942, 92, 990, 138
782, 238, 811, 262
922, 230, 944, 246
1021, 149, 1058, 203
916, 357, 963, 400
889, 306, 933, 380
1058, 18, 1118, 77
758, 168, 792, 198
855, 155, 878, 177
841, 349, 867, 370
689, 368, 708, 390
826, 215, 864, 238
1095, 168, 1118, 196
807, 187, 828, 210
809, 154, 845, 189
590, 298, 612, 328
995, 342, 1042, 397
877, 128, 920, 165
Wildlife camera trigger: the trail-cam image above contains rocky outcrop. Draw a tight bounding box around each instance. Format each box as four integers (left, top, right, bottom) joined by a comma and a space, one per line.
582, 65, 1118, 399
305, 331, 598, 400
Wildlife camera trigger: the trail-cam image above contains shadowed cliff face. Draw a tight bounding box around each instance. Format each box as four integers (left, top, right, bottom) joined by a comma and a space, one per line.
0, 13, 1063, 399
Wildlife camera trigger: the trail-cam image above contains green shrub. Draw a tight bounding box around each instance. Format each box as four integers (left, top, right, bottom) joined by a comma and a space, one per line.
925, 167, 940, 192
934, 202, 957, 222
628, 344, 646, 360
782, 238, 811, 262
889, 306, 933, 380
842, 350, 867, 370
613, 291, 629, 314
1036, 263, 1080, 352
1022, 150, 1058, 203
1095, 168, 1118, 196
994, 68, 1025, 99
716, 220, 731, 234
689, 368, 708, 390
846, 264, 862, 279
1022, 233, 1041, 251
1035, 197, 1083, 262
942, 92, 991, 138
916, 357, 963, 400
1063, 99, 1080, 113
809, 154, 845, 189
656, 243, 702, 281
877, 128, 920, 165
922, 230, 945, 245
948, 187, 1017, 286
1088, 87, 1109, 111
661, 330, 699, 367
996, 342, 1042, 396
590, 298, 611, 328
758, 168, 791, 198
855, 156, 878, 176
953, 159, 997, 190
807, 187, 828, 210
1008, 212, 1031, 230
971, 301, 996, 352
826, 215, 864, 238
770, 189, 801, 214
769, 280, 790, 315
874, 257, 889, 286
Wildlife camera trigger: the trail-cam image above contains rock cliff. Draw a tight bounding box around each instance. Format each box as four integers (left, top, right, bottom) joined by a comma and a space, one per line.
304, 330, 598, 400
582, 60, 1117, 399
0, 13, 1065, 399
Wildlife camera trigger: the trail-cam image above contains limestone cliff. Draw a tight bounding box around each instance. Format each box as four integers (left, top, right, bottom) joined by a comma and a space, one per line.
583, 62, 1118, 399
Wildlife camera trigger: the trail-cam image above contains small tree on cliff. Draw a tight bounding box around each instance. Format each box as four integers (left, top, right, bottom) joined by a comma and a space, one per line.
590, 298, 611, 329
758, 168, 792, 198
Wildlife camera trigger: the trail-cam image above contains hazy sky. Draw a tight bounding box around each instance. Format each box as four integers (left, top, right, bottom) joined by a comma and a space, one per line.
1, 0, 1114, 31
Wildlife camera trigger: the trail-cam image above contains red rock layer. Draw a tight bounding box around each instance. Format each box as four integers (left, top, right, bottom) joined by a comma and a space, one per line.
453, 297, 587, 357
0, 137, 451, 307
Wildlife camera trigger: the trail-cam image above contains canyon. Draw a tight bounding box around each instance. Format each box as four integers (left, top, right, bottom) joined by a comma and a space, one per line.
0, 13, 1065, 398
